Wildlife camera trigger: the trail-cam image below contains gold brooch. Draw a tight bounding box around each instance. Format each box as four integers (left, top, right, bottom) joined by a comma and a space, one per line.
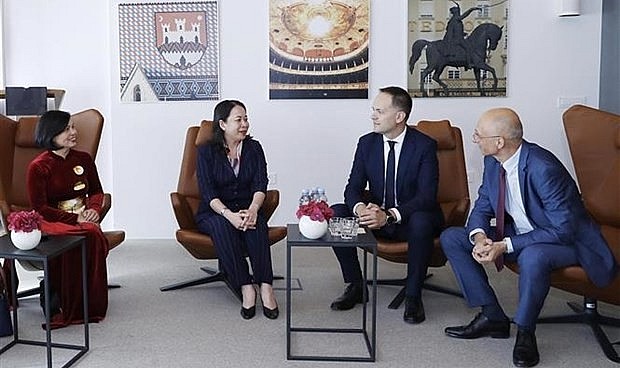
73, 165, 84, 175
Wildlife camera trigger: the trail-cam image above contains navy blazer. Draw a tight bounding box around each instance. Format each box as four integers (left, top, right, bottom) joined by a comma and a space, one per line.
195, 137, 268, 224
467, 140, 617, 287
344, 127, 442, 222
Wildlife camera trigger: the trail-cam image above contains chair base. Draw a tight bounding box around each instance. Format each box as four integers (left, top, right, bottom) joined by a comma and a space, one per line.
17, 283, 122, 299
16, 287, 41, 299
367, 273, 463, 309
538, 297, 620, 363
159, 266, 242, 301
159, 266, 284, 301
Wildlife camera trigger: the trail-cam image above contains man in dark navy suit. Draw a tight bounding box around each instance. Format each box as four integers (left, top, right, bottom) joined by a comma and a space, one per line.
330, 86, 443, 324
440, 108, 617, 367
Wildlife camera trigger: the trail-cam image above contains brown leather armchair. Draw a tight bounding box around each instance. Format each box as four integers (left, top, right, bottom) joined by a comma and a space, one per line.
506, 105, 619, 362
0, 109, 125, 295
160, 120, 287, 300
366, 120, 469, 308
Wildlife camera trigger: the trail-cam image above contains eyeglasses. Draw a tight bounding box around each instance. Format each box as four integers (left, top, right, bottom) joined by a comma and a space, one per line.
472, 132, 502, 143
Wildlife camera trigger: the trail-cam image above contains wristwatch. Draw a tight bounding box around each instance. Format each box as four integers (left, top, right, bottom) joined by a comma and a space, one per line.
385, 210, 396, 226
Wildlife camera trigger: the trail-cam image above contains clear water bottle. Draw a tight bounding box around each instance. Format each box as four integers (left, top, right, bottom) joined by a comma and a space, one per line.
317, 187, 328, 203
310, 187, 320, 202
299, 189, 311, 205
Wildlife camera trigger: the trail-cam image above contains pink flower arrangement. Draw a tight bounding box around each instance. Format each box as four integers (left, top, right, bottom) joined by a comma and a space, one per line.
296, 200, 334, 222
7, 210, 43, 233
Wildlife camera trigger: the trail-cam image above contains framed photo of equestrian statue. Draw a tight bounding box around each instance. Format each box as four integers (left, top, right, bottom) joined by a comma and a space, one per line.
407, 0, 508, 98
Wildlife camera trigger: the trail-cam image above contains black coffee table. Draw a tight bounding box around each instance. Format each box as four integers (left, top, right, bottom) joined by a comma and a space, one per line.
286, 223, 377, 362
0, 234, 88, 368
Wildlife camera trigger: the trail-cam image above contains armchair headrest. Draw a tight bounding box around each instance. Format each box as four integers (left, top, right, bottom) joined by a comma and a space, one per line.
195, 120, 214, 146
15, 117, 39, 148
415, 120, 456, 150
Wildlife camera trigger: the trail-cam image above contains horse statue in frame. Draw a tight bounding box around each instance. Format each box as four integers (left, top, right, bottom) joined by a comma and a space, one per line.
409, 23, 503, 97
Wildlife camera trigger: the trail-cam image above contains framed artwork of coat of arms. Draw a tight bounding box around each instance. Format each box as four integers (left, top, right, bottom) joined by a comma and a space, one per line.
118, 1, 219, 102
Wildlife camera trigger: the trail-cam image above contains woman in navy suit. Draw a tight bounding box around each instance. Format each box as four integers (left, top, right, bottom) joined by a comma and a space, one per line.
195, 100, 278, 320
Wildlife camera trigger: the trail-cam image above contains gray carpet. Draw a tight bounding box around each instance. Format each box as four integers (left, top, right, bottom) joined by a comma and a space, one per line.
1, 239, 619, 367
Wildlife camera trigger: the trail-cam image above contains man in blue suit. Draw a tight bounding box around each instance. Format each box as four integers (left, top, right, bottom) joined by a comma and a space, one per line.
330, 86, 444, 324
440, 108, 617, 367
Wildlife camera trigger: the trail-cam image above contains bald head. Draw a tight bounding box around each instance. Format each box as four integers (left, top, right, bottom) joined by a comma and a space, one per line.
474, 108, 524, 161
478, 107, 523, 141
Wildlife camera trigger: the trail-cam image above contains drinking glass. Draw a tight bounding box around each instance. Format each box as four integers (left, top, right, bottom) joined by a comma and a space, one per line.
329, 217, 343, 236
340, 217, 359, 240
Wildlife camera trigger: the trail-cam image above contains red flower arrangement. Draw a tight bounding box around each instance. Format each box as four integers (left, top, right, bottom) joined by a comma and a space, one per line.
7, 210, 43, 233
296, 200, 334, 222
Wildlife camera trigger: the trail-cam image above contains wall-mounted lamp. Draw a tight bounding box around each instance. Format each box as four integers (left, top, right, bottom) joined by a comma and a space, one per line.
558, 0, 580, 17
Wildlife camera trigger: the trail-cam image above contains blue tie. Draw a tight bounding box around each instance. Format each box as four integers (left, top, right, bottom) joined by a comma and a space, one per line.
385, 140, 396, 209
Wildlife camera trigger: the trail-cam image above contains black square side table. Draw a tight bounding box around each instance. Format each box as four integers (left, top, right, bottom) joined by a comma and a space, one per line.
0, 234, 88, 368
286, 223, 377, 362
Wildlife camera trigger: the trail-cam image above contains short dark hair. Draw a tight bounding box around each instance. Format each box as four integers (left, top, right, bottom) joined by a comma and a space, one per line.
379, 86, 413, 123
35, 110, 71, 150
211, 100, 247, 153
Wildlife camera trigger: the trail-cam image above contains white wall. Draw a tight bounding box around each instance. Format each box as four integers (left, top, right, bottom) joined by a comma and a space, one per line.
4, 0, 603, 239
4, 0, 114, 225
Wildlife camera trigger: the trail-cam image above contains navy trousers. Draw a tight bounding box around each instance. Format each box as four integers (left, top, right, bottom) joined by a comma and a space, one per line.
331, 203, 441, 299
440, 227, 578, 327
197, 214, 273, 289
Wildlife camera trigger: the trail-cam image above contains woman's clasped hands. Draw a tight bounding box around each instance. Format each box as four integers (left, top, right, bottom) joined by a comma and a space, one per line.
224, 207, 257, 231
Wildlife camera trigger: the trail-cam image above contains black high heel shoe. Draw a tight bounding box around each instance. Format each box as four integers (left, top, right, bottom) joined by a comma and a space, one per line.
240, 285, 257, 320
262, 305, 279, 320
260, 284, 279, 319
240, 305, 256, 320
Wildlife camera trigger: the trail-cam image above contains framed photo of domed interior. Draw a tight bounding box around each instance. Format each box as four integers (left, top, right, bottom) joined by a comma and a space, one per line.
269, 0, 369, 100
407, 0, 509, 98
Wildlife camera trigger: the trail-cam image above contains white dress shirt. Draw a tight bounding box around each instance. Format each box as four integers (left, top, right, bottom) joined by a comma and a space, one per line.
470, 144, 533, 253
354, 129, 407, 223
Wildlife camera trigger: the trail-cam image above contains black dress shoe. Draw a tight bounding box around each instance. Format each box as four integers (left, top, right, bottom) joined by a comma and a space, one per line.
403, 297, 425, 324
330, 282, 367, 311
445, 313, 510, 339
263, 305, 279, 320
240, 305, 256, 320
513, 329, 539, 367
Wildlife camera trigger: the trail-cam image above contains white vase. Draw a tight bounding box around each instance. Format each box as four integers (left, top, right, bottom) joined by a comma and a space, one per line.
298, 215, 327, 239
10, 229, 42, 250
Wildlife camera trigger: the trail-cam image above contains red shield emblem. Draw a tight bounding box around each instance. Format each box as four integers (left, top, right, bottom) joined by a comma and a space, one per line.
155, 11, 207, 70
